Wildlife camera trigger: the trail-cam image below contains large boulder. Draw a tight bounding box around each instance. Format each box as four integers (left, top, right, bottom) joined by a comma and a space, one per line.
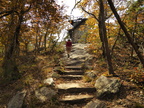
8, 90, 27, 108
35, 87, 56, 102
94, 75, 121, 99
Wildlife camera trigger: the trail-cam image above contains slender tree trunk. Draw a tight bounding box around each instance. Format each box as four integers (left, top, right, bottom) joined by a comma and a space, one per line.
35, 33, 38, 55
44, 33, 47, 51
80, 6, 106, 58
24, 42, 29, 55
99, 0, 114, 75
35, 23, 39, 55
107, 0, 144, 66
44, 27, 49, 51
131, 13, 138, 57
111, 35, 119, 55
111, 28, 121, 54
38, 35, 43, 48
98, 23, 106, 58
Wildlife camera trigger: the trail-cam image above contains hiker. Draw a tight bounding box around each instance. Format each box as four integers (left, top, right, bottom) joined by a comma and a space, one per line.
66, 39, 72, 58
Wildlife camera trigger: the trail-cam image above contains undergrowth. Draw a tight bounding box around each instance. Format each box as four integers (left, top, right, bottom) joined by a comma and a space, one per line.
0, 45, 64, 107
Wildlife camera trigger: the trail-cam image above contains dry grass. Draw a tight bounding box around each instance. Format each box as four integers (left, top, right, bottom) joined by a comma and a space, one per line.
0, 49, 63, 107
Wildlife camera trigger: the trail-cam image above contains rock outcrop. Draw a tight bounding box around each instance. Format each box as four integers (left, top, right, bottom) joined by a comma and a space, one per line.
35, 87, 56, 102
8, 90, 26, 108
95, 75, 121, 99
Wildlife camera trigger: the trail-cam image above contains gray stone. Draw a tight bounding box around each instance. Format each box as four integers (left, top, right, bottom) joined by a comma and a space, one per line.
52, 72, 60, 78
81, 63, 89, 72
69, 44, 92, 60
83, 99, 107, 108
35, 87, 56, 102
8, 90, 27, 108
85, 71, 97, 79
43, 78, 54, 85
94, 75, 121, 98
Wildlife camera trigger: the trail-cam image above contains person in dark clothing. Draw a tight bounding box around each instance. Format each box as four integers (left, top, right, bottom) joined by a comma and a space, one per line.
66, 39, 72, 58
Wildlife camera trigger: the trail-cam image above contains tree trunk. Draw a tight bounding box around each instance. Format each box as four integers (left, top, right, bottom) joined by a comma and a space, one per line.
98, 23, 106, 58
99, 0, 114, 75
44, 27, 49, 51
3, 14, 23, 80
80, 6, 106, 58
35, 23, 39, 55
131, 13, 138, 57
38, 35, 43, 48
24, 42, 29, 55
107, 0, 144, 66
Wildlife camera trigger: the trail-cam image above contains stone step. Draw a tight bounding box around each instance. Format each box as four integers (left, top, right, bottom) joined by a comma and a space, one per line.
59, 94, 94, 104
65, 66, 82, 70
56, 83, 96, 94
58, 70, 84, 75
56, 83, 93, 89
60, 75, 82, 80
58, 87, 96, 94
66, 60, 85, 66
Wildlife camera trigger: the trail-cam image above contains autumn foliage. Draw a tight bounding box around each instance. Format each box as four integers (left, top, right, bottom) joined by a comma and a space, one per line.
0, 0, 67, 80
77, 0, 144, 83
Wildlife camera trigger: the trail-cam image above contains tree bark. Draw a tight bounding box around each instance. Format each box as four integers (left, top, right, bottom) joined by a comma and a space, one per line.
3, 14, 23, 80
98, 20, 106, 58
99, 0, 114, 75
81, 6, 106, 58
107, 0, 144, 66
44, 26, 49, 51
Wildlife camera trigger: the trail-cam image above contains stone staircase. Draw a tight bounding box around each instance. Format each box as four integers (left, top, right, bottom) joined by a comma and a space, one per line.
55, 60, 96, 106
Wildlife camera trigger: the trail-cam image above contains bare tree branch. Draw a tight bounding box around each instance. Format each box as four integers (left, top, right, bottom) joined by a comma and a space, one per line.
0, 10, 12, 15
71, 0, 82, 14
80, 5, 99, 21
0, 10, 14, 18
70, 0, 99, 22
106, 13, 113, 19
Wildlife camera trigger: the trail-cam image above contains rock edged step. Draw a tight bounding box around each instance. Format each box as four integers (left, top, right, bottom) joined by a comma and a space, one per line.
56, 83, 92, 89
60, 75, 82, 80
58, 70, 84, 75
56, 82, 96, 94
66, 60, 85, 66
65, 66, 82, 70
59, 94, 94, 104
58, 87, 96, 94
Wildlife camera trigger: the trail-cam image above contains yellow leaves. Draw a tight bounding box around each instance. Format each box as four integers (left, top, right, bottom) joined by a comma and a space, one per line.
20, 42, 25, 47
93, 50, 97, 53
86, 17, 96, 25
85, 17, 100, 44
79, 25, 85, 31
102, 71, 111, 77
108, 37, 115, 46
80, 0, 89, 7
